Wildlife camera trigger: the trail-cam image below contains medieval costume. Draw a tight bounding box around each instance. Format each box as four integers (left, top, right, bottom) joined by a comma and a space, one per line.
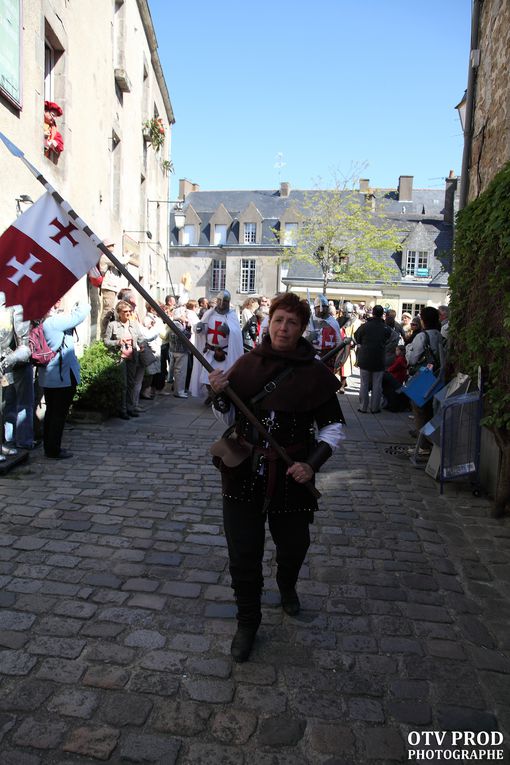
190, 291, 243, 398
43, 101, 64, 158
211, 332, 345, 658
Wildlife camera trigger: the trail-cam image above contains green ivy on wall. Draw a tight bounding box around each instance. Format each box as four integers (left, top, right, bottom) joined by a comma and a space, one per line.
449, 162, 510, 434
450, 162, 510, 516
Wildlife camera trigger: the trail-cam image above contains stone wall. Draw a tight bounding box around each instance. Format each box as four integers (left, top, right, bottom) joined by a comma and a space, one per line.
469, 0, 510, 200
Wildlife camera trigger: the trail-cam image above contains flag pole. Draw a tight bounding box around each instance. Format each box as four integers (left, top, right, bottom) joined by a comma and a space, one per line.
0, 133, 320, 498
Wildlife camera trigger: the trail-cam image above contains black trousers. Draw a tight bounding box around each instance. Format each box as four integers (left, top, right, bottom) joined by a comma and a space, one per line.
43, 381, 76, 457
223, 488, 311, 627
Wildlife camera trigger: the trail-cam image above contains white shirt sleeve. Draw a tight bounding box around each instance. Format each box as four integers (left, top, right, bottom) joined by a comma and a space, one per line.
211, 405, 236, 428
317, 422, 345, 450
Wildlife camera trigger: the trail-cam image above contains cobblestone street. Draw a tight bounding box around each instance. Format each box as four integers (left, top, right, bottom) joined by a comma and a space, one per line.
0, 378, 509, 764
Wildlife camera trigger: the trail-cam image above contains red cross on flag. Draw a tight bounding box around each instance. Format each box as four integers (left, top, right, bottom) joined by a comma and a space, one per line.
0, 191, 100, 320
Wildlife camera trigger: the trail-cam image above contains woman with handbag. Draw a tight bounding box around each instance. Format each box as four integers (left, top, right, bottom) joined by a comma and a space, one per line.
208, 292, 345, 663
405, 306, 445, 437
103, 300, 146, 419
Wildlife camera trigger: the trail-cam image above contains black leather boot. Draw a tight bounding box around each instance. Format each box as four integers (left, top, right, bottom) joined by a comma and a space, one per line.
280, 587, 300, 616
231, 592, 261, 662
231, 625, 258, 662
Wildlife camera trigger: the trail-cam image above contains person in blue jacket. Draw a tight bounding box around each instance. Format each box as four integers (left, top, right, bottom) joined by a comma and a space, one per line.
38, 302, 90, 459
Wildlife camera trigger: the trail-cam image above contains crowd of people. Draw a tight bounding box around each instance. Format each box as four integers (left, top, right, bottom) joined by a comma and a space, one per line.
0, 273, 449, 466
352, 302, 449, 453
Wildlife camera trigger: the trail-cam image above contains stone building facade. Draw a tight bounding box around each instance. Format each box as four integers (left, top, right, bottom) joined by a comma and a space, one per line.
466, 0, 510, 202
168, 175, 456, 317
0, 0, 174, 341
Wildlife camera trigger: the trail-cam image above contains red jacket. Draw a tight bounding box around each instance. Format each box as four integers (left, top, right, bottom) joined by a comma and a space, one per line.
387, 354, 407, 385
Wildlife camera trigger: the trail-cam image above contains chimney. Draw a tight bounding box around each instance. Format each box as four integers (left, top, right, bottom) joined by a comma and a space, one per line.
398, 175, 413, 202
444, 171, 459, 224
178, 178, 200, 200
359, 178, 370, 193
280, 181, 290, 198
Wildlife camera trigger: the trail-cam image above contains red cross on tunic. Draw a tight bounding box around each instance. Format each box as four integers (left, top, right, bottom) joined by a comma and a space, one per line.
208, 320, 227, 346
321, 324, 337, 350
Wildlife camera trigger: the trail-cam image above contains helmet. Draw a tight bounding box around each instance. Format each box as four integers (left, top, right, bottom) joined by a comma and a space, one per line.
314, 294, 329, 309
215, 290, 231, 315
314, 294, 329, 318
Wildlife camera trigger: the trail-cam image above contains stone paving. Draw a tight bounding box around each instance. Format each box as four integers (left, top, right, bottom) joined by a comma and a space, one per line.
0, 376, 509, 764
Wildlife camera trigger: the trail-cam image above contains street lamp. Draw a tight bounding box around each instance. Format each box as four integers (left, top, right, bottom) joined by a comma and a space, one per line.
123, 229, 153, 240
455, 89, 467, 134
145, 200, 186, 300
147, 199, 186, 230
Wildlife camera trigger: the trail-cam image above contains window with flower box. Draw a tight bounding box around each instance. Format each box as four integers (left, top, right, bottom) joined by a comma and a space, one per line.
405, 250, 429, 277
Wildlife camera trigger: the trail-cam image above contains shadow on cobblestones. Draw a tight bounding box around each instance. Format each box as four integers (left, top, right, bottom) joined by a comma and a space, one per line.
0, 387, 508, 764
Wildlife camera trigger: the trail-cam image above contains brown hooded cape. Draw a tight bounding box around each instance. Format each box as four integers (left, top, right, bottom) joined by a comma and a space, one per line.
226, 334, 342, 413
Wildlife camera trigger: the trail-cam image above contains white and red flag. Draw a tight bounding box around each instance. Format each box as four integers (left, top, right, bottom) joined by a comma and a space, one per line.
0, 191, 100, 320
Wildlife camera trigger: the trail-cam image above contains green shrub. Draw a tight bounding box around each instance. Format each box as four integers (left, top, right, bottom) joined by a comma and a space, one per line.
73, 341, 122, 415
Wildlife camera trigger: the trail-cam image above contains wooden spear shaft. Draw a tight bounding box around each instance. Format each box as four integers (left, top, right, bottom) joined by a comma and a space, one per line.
1, 134, 320, 499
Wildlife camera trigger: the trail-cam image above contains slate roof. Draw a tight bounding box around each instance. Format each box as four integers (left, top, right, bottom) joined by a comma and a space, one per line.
169, 186, 453, 287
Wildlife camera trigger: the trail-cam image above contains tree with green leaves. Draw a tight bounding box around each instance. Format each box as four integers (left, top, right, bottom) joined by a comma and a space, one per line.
283, 174, 403, 294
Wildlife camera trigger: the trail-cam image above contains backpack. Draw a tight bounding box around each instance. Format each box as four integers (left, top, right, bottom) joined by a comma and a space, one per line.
28, 323, 64, 367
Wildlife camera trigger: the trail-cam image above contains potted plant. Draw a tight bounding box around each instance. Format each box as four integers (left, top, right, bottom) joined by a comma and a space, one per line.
142, 117, 165, 152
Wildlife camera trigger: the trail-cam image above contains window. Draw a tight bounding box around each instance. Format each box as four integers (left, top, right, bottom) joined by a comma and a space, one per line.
182, 225, 197, 246
240, 259, 256, 293
402, 302, 427, 316
405, 250, 429, 276
243, 222, 256, 244
283, 223, 297, 246
212, 259, 226, 291
44, 42, 54, 101
0, 0, 22, 107
214, 224, 227, 246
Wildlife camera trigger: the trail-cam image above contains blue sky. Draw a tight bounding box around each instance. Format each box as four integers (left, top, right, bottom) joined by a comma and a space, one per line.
148, 0, 471, 195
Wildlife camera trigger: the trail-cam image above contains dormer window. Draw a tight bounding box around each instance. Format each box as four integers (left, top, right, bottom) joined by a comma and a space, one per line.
239, 202, 262, 245
209, 203, 233, 247
243, 223, 257, 244
405, 250, 429, 277
179, 204, 202, 246
214, 224, 227, 246
182, 224, 197, 246
283, 223, 298, 246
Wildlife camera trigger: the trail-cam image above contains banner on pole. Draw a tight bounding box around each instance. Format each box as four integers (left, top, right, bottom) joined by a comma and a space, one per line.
0, 191, 100, 319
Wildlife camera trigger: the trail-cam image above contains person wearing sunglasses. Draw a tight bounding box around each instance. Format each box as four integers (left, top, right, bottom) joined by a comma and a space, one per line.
104, 300, 145, 419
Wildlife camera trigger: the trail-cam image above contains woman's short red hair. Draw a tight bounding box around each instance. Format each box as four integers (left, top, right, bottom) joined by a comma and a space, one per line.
268, 292, 311, 329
